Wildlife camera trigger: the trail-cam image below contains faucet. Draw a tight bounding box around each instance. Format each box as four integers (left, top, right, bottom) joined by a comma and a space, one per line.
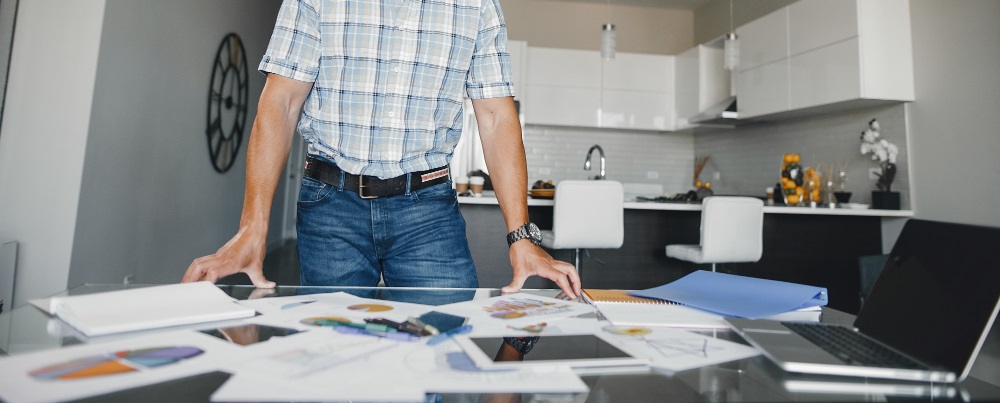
583, 144, 606, 180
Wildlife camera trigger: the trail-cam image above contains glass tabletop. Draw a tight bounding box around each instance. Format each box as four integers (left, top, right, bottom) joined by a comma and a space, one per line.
1, 284, 997, 402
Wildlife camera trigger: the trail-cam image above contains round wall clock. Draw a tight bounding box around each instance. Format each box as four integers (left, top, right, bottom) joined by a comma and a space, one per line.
205, 33, 249, 173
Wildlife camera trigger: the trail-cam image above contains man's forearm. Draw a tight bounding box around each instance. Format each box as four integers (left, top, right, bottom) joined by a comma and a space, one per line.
473, 97, 528, 232
239, 75, 313, 232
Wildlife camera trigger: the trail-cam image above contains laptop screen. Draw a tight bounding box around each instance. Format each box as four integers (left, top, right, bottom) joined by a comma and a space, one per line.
854, 219, 1000, 375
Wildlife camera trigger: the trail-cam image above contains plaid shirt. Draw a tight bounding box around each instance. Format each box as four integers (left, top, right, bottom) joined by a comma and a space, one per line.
259, 0, 515, 179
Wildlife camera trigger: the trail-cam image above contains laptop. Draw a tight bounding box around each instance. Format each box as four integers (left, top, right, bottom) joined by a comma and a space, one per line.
726, 219, 1000, 382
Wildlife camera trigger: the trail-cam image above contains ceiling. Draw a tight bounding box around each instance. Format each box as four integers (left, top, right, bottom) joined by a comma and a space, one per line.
537, 0, 714, 10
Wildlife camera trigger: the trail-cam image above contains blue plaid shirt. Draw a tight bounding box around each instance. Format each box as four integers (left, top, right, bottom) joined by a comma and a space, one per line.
259, 0, 515, 179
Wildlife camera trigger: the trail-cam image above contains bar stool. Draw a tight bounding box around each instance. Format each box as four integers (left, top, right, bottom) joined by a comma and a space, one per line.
540, 180, 624, 280
666, 196, 764, 272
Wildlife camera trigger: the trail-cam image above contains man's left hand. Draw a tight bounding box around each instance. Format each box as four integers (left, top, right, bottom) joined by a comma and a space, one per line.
503, 241, 581, 299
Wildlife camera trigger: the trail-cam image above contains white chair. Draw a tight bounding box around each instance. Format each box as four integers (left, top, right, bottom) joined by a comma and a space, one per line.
541, 180, 624, 279
666, 196, 764, 272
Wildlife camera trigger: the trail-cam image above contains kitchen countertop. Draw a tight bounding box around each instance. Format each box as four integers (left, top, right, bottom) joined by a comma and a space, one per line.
458, 194, 914, 217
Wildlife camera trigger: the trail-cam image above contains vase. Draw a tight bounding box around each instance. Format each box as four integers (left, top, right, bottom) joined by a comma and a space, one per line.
871, 191, 900, 210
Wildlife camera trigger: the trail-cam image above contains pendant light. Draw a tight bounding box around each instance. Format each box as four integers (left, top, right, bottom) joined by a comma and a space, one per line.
724, 0, 739, 70
601, 0, 615, 60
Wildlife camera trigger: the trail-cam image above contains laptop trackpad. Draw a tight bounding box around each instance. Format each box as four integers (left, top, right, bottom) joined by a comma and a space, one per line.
743, 329, 844, 365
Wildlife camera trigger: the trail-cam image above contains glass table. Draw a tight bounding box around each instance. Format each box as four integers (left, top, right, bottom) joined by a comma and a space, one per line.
2, 284, 998, 402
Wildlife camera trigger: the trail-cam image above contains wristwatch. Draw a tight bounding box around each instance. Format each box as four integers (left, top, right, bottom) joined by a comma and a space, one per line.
503, 336, 540, 355
506, 222, 542, 247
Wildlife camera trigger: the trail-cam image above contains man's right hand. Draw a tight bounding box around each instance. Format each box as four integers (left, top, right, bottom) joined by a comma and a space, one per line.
182, 74, 312, 289
182, 224, 275, 288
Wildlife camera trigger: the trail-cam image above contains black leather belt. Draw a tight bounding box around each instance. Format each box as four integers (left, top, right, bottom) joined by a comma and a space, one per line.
304, 157, 450, 199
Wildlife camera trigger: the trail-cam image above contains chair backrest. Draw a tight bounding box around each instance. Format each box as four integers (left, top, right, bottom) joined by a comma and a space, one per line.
549, 180, 624, 249
699, 196, 764, 263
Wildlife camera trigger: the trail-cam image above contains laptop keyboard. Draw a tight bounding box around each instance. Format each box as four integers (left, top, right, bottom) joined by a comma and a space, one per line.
782, 322, 925, 369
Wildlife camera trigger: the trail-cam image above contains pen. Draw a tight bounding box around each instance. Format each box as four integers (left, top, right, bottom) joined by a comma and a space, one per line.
334, 325, 420, 342
364, 317, 424, 336
405, 317, 439, 336
426, 324, 473, 346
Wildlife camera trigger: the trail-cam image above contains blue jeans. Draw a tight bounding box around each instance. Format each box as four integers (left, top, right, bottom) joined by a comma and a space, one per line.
296, 168, 479, 288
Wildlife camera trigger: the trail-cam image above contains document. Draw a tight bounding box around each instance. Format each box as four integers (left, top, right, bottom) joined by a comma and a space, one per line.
434, 293, 595, 327
0, 330, 242, 403
630, 271, 827, 319
600, 325, 759, 373
30, 282, 256, 337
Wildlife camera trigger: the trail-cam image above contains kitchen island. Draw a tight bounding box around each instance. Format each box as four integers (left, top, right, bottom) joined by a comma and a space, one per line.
460, 194, 911, 314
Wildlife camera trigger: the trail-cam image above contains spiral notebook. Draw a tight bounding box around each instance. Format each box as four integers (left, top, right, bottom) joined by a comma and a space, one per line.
582, 289, 730, 329
582, 289, 819, 329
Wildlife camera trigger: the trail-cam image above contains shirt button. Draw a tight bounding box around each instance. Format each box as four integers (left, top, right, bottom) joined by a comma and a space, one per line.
388, 112, 395, 117
393, 67, 400, 73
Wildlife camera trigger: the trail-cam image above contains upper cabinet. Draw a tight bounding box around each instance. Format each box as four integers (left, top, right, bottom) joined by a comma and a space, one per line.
524, 47, 674, 131
674, 44, 730, 129
736, 0, 914, 120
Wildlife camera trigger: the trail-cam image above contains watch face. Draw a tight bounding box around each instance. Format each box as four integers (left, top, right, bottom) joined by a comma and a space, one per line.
527, 223, 542, 244
205, 33, 249, 174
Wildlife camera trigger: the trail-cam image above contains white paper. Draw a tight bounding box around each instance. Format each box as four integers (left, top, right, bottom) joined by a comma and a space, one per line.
0, 330, 243, 403
245, 293, 434, 331
599, 325, 759, 373
396, 340, 589, 394
594, 303, 730, 329
31, 282, 256, 336
435, 293, 595, 327
211, 330, 426, 402
236, 292, 360, 314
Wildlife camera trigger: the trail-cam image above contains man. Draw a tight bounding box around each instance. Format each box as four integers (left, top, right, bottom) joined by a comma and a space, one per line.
182, 0, 581, 298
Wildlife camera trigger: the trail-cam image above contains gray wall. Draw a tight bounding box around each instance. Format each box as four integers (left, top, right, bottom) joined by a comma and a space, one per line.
0, 0, 106, 307
908, 0, 1000, 384
68, 0, 283, 287
908, 1, 1000, 228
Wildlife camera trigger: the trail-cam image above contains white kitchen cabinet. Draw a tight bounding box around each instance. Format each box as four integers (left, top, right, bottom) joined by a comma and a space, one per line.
526, 47, 600, 89
602, 53, 671, 92
507, 40, 528, 102
526, 85, 601, 127
737, 7, 788, 71
788, 0, 857, 56
737, 0, 913, 119
601, 90, 672, 130
674, 44, 729, 129
524, 47, 601, 128
789, 38, 861, 110
524, 47, 674, 131
737, 60, 789, 119
601, 54, 674, 130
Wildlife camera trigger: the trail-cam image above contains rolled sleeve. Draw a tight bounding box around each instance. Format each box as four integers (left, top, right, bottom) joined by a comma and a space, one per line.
258, 0, 322, 83
465, 0, 515, 100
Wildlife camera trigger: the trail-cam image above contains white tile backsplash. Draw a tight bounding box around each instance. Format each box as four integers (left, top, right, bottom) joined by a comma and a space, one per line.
522, 103, 910, 208
693, 104, 910, 207
523, 126, 694, 194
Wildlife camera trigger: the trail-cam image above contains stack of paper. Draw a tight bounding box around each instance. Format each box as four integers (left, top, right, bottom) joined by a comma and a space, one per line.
30, 282, 256, 337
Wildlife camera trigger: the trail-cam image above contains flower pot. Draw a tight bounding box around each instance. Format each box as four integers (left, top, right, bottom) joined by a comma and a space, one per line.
833, 192, 852, 204
871, 191, 900, 210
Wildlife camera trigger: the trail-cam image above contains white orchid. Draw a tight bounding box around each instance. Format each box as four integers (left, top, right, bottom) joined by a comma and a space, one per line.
859, 118, 898, 191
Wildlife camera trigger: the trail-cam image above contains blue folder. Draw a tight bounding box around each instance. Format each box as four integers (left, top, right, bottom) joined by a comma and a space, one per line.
629, 271, 828, 319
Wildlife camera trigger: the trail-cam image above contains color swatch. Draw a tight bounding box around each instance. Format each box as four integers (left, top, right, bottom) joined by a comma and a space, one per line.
347, 304, 393, 312
29, 346, 203, 381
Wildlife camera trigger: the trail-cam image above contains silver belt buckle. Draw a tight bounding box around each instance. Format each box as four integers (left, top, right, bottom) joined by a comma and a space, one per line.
358, 175, 378, 199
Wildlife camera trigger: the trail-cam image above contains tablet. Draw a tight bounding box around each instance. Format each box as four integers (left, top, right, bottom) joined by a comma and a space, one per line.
454, 333, 648, 370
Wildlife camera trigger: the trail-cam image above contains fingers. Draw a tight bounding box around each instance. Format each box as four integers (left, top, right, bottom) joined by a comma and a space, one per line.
245, 270, 276, 289
501, 273, 528, 295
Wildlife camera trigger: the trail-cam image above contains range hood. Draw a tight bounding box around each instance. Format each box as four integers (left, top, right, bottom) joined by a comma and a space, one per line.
688, 96, 738, 125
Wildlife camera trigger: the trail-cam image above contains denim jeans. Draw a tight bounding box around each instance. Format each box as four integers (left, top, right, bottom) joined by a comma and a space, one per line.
296, 168, 479, 288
